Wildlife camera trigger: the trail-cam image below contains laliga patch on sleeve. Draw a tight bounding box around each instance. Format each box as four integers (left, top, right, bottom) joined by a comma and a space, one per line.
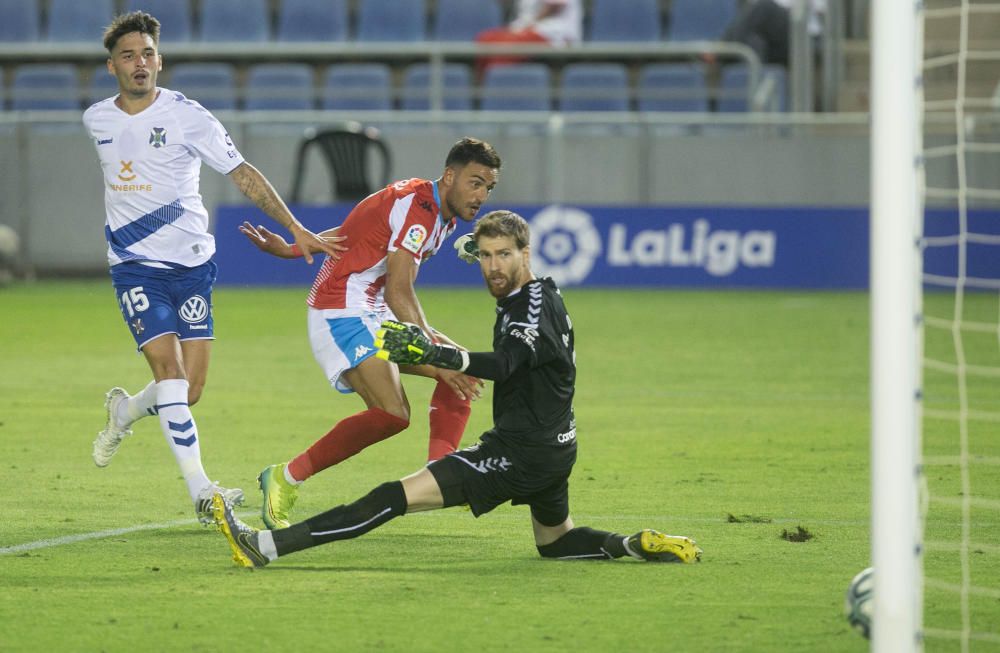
401, 224, 428, 254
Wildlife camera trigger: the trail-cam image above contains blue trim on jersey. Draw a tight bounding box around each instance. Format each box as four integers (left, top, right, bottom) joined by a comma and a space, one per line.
432, 180, 444, 225
105, 199, 185, 261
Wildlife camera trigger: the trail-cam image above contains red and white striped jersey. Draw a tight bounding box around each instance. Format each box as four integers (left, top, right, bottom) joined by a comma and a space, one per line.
307, 178, 456, 312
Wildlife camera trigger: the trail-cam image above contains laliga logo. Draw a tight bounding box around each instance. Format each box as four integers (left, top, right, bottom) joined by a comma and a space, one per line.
528, 206, 602, 286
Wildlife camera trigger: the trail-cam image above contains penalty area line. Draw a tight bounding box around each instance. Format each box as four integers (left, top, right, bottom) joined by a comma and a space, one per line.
0, 512, 256, 556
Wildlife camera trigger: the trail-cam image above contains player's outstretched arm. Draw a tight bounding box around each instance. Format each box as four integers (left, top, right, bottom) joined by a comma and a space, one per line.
239, 221, 344, 260
228, 162, 346, 264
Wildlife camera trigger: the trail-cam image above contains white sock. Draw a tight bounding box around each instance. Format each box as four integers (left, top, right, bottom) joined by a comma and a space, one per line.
257, 530, 279, 561
155, 379, 211, 503
118, 380, 158, 428
283, 464, 303, 486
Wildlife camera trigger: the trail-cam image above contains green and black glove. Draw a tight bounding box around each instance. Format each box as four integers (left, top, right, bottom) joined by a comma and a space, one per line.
454, 233, 479, 264
374, 320, 465, 370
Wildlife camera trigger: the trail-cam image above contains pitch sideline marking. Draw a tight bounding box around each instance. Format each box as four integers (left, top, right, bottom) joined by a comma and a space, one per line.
0, 512, 256, 556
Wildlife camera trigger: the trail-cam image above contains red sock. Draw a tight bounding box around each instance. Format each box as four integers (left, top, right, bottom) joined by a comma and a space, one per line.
288, 407, 409, 482
427, 380, 472, 461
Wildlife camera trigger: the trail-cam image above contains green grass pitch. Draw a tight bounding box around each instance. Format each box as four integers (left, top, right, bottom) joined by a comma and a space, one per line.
0, 282, 996, 651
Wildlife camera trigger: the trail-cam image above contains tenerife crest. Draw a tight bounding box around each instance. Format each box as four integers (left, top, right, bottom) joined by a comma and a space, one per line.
149, 127, 167, 148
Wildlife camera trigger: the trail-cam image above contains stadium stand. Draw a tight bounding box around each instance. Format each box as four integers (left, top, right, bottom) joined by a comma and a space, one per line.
0, 0, 40, 42
125, 0, 193, 41
322, 63, 393, 111
11, 64, 79, 110
244, 63, 314, 110
168, 63, 238, 110
47, 0, 114, 42
637, 63, 709, 112
276, 0, 349, 42
587, 0, 661, 42
400, 63, 473, 111
199, 0, 270, 42
559, 63, 630, 112
432, 0, 503, 42
289, 124, 392, 202
717, 63, 788, 112
356, 0, 427, 42
667, 0, 738, 42
480, 63, 552, 111
86, 64, 120, 106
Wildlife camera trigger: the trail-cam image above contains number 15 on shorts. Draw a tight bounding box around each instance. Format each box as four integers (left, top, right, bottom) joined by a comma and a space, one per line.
120, 286, 149, 317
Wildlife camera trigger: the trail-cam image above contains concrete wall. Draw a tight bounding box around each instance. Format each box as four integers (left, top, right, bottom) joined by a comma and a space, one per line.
0, 117, 879, 273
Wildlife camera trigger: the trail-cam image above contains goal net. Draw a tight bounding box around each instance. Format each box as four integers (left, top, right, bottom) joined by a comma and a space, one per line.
920, 0, 1000, 649
872, 0, 1000, 650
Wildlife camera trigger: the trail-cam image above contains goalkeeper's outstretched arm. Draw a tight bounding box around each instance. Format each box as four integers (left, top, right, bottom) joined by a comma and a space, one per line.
375, 320, 528, 382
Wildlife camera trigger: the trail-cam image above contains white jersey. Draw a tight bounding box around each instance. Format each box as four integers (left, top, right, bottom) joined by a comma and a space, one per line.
82, 87, 245, 269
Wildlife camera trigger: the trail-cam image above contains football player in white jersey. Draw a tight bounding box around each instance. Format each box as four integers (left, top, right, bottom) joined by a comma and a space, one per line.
83, 11, 343, 524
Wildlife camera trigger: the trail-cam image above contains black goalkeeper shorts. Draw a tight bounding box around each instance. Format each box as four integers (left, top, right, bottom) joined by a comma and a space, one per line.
427, 435, 575, 527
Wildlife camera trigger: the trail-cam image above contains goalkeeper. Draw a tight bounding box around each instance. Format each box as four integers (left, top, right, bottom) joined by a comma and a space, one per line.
211, 210, 702, 567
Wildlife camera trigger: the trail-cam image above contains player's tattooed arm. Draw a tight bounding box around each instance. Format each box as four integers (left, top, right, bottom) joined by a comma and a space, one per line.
228, 162, 345, 263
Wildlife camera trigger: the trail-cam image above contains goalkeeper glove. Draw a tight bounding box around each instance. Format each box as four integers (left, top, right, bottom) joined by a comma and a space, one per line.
454, 233, 479, 264
374, 320, 465, 370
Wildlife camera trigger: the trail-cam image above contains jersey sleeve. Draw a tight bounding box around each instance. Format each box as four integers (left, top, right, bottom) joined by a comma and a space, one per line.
180, 102, 245, 174
386, 191, 440, 262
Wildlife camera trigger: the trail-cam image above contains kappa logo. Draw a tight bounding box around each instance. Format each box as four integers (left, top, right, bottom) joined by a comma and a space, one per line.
529, 206, 602, 286
354, 344, 371, 361
149, 127, 167, 148
401, 224, 428, 254
179, 295, 208, 324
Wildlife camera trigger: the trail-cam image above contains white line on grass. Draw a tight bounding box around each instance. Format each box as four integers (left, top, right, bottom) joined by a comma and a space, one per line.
0, 512, 256, 556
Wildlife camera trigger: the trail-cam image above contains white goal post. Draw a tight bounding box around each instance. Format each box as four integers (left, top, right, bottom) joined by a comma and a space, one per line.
870, 0, 924, 651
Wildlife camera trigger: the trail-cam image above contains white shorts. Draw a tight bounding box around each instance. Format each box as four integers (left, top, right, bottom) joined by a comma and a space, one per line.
308, 307, 394, 393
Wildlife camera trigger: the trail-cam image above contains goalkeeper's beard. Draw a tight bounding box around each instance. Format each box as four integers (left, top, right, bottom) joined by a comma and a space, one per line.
486, 272, 516, 298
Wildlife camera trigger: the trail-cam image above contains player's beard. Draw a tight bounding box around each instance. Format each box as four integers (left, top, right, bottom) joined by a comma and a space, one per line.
485, 266, 523, 298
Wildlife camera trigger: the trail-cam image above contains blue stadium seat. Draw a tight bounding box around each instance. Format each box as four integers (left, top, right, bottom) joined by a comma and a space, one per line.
86, 64, 120, 105
559, 63, 629, 112
11, 64, 80, 110
637, 63, 708, 112
168, 63, 237, 110
587, 0, 661, 42
200, 0, 269, 42
245, 64, 314, 111
717, 64, 787, 112
322, 64, 393, 111
47, 0, 114, 42
0, 0, 40, 42
480, 64, 551, 111
126, 0, 193, 41
432, 0, 502, 42
277, 0, 348, 42
356, 0, 426, 42
667, 0, 737, 41
717, 64, 752, 112
401, 63, 472, 111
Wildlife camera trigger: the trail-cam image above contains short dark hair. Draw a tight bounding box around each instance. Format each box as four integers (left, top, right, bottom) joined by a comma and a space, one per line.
103, 11, 160, 52
474, 210, 530, 250
444, 137, 502, 171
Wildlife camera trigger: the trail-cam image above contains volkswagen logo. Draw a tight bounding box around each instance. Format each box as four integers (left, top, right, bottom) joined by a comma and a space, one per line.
179, 295, 209, 324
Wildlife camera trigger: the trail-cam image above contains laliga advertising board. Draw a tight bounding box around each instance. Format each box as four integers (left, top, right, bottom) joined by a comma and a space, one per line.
212, 204, 1000, 289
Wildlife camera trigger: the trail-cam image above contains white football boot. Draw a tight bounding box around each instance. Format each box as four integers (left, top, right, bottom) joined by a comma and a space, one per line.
92, 387, 133, 468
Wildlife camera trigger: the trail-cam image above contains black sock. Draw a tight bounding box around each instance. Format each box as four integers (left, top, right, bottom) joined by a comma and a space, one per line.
536, 527, 628, 560
272, 481, 408, 557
